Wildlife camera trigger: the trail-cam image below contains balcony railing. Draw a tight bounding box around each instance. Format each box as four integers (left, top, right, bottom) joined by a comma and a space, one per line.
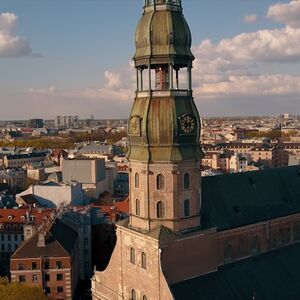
136, 89, 190, 98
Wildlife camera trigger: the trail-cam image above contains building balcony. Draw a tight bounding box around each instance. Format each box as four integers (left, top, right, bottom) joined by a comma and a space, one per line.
136, 89, 191, 98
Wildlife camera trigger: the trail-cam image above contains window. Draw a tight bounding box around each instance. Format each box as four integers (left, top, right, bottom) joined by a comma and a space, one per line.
14, 234, 18, 241
19, 275, 25, 282
32, 262, 37, 270
136, 199, 140, 216
130, 247, 135, 264
56, 274, 63, 281
44, 261, 49, 269
44, 274, 50, 282
32, 274, 38, 282
141, 252, 146, 269
184, 173, 190, 189
7, 235, 11, 241
56, 261, 62, 269
143, 296, 148, 300
251, 236, 259, 252
156, 201, 165, 218
184, 199, 190, 217
57, 286, 63, 293
224, 244, 232, 260
45, 287, 51, 294
156, 174, 165, 190
18, 264, 25, 270
134, 173, 139, 188
130, 289, 136, 300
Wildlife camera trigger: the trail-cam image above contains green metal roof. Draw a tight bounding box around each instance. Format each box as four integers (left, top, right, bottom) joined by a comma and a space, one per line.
127, 96, 202, 163
134, 7, 194, 65
201, 166, 300, 230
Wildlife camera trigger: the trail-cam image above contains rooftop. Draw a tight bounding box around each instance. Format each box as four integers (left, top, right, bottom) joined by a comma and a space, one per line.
171, 242, 300, 300
201, 165, 300, 230
11, 218, 78, 259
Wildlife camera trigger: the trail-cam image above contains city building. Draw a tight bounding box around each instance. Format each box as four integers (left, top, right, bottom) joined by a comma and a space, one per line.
3, 153, 47, 168
55, 116, 79, 128
17, 181, 86, 208
92, 1, 300, 299
0, 208, 55, 275
0, 168, 27, 191
10, 219, 80, 300
61, 158, 106, 199
28, 119, 44, 129
77, 143, 123, 161
59, 206, 93, 280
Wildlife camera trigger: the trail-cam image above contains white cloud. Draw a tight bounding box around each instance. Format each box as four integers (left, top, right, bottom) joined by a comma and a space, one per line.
195, 74, 300, 97
268, 0, 300, 28
189, 1, 300, 101
64, 62, 135, 103
24, 1, 300, 116
0, 12, 36, 57
27, 86, 56, 95
243, 14, 258, 24
193, 26, 300, 66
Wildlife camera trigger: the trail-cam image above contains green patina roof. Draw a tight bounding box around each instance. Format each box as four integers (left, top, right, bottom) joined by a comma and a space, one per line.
147, 225, 178, 241
134, 7, 194, 64
127, 96, 202, 162
170, 242, 300, 300
201, 166, 300, 230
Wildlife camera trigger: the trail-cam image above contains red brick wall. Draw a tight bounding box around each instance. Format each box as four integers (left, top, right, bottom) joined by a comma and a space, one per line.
10, 256, 72, 300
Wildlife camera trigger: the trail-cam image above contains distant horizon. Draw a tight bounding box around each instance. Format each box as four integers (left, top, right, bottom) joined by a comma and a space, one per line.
0, 113, 298, 123
1, 0, 300, 118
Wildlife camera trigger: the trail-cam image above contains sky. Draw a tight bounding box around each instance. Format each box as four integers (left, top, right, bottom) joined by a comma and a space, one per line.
1, 0, 300, 120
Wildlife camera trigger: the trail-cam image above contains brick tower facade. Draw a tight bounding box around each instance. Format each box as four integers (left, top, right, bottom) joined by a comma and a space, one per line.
91, 1, 205, 299
128, 0, 202, 233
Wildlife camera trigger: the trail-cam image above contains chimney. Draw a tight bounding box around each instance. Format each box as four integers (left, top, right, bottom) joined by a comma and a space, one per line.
37, 231, 46, 247
23, 224, 37, 240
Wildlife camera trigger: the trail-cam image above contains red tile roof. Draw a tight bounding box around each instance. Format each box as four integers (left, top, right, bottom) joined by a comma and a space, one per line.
0, 208, 55, 225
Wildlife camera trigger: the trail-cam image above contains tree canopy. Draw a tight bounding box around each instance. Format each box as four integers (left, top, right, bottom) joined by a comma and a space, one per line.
0, 277, 47, 300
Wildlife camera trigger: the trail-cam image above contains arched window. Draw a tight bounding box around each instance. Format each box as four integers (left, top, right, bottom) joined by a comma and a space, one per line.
141, 252, 147, 269
184, 173, 190, 189
130, 247, 135, 264
134, 173, 139, 188
136, 199, 140, 216
156, 201, 165, 218
184, 199, 190, 217
156, 174, 165, 190
143, 295, 148, 300
130, 289, 136, 300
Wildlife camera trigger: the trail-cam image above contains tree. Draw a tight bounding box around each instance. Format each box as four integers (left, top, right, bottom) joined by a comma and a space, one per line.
0, 277, 47, 300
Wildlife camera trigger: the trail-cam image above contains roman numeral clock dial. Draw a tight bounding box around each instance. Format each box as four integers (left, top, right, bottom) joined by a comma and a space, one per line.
179, 114, 196, 134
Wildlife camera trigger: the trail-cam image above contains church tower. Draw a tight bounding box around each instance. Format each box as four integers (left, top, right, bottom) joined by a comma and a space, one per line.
128, 0, 202, 233
92, 2, 208, 299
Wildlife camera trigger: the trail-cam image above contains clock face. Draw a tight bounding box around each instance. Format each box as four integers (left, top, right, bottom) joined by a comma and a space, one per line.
179, 115, 196, 134
128, 116, 141, 136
